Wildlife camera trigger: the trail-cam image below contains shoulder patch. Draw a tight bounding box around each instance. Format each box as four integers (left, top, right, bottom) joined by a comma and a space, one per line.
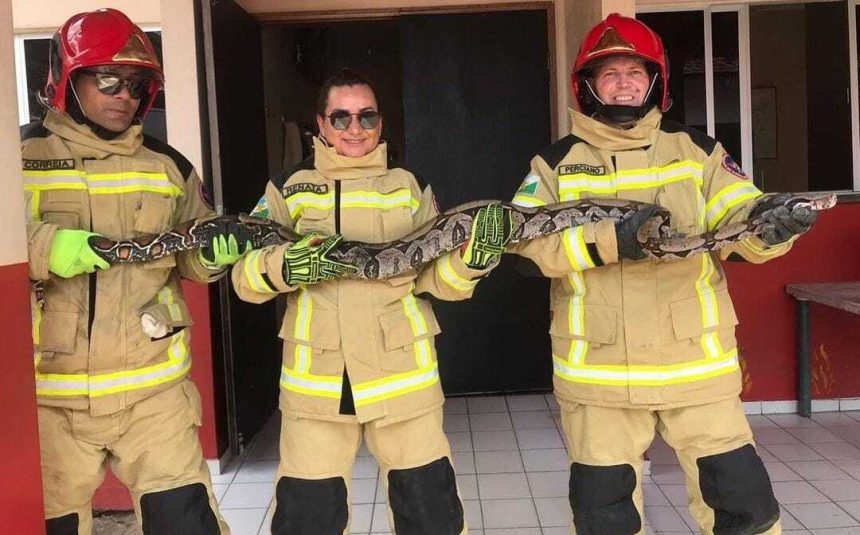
721, 154, 749, 179
20, 122, 50, 141
516, 173, 541, 196
537, 134, 586, 171
142, 134, 194, 180
272, 156, 314, 190
659, 120, 717, 155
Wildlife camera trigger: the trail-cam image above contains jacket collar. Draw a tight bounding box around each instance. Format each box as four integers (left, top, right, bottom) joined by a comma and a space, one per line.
44, 110, 143, 158
313, 136, 388, 180
569, 107, 662, 151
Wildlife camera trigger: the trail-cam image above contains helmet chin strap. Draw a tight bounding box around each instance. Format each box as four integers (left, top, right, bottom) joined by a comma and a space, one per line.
66, 79, 130, 140
584, 76, 659, 125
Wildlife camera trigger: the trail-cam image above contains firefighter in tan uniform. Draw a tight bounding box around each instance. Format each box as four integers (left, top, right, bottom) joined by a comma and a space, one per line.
232, 69, 510, 534
510, 14, 818, 535
23, 9, 244, 534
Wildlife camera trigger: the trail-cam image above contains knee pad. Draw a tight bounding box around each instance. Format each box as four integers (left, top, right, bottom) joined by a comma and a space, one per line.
46, 513, 79, 535
139, 483, 219, 535
387, 457, 464, 535
569, 462, 641, 535
272, 476, 348, 535
697, 444, 780, 534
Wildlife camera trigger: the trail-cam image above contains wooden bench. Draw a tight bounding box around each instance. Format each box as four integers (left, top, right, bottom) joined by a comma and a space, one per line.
785, 282, 860, 417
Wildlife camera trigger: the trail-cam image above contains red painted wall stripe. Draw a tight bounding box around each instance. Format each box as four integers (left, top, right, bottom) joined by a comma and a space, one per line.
0, 262, 45, 532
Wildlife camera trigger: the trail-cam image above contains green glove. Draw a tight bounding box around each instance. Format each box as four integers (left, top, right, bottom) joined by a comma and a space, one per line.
282, 233, 357, 285
199, 234, 252, 269
461, 203, 514, 269
48, 229, 110, 278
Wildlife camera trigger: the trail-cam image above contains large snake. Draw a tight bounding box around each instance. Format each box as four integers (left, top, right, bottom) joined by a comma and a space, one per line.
87, 193, 837, 280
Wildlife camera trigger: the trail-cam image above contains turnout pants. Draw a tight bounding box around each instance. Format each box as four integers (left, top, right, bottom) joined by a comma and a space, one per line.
560, 398, 781, 535
272, 406, 467, 534
39, 380, 229, 535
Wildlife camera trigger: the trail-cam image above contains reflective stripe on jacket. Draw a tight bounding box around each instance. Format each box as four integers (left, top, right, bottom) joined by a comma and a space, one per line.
23, 111, 223, 415
511, 108, 792, 409
232, 138, 488, 425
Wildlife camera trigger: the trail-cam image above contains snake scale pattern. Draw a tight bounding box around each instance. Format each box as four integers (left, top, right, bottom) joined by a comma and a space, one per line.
87, 193, 837, 280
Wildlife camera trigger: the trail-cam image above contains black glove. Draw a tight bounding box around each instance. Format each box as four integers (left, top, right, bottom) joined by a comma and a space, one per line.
615, 205, 659, 261
749, 194, 817, 246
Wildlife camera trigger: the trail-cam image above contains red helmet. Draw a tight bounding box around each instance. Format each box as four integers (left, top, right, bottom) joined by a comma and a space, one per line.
571, 13, 670, 115
43, 8, 164, 119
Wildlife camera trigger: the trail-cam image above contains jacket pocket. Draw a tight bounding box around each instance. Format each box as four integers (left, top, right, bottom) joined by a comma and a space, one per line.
42, 211, 81, 230
139, 299, 193, 340
669, 289, 739, 341
40, 310, 79, 354
134, 193, 174, 235
179, 380, 203, 427
378, 297, 441, 352
549, 303, 618, 347
295, 207, 334, 236
279, 305, 341, 350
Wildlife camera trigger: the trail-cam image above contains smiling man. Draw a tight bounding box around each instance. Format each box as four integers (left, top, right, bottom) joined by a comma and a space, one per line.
21, 9, 244, 534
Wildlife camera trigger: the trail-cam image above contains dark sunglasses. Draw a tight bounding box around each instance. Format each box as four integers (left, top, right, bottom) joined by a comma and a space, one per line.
324, 110, 381, 130
80, 70, 153, 100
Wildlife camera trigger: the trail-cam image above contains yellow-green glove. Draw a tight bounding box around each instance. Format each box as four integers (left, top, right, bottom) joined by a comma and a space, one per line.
199, 234, 252, 269
460, 203, 514, 269
48, 229, 110, 278
283, 234, 357, 285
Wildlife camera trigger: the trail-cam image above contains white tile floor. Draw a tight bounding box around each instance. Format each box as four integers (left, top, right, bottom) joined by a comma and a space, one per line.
214, 395, 860, 535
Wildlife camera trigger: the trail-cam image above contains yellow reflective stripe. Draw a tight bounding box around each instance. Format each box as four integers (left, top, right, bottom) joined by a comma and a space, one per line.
562, 227, 596, 272
293, 289, 313, 373
22, 170, 182, 196
36, 330, 191, 397
705, 182, 762, 230
402, 294, 432, 368
286, 192, 335, 220
511, 194, 545, 207
353, 362, 440, 406
29, 190, 41, 221
566, 271, 588, 365
552, 349, 739, 386
32, 300, 42, 364
437, 255, 478, 293
694, 255, 723, 359
157, 286, 182, 323
341, 189, 420, 213
559, 161, 704, 197
280, 365, 342, 398
243, 250, 275, 294
738, 235, 794, 258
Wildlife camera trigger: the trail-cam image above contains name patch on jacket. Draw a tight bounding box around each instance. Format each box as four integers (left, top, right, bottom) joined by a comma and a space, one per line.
283, 183, 329, 197
23, 159, 75, 171
558, 164, 605, 176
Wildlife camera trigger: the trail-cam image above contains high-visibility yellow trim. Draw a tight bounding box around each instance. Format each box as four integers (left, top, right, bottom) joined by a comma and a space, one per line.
566, 271, 588, 365
552, 349, 739, 386
353, 363, 440, 406
286, 192, 335, 221
705, 182, 762, 230
341, 189, 420, 213
36, 330, 191, 397
280, 366, 342, 399
402, 294, 433, 368
738, 235, 795, 258
157, 286, 182, 323
559, 161, 704, 198
511, 194, 545, 207
562, 227, 596, 272
293, 289, 313, 373
437, 254, 478, 293
243, 250, 275, 294
32, 299, 42, 365
694, 255, 723, 359
23, 170, 182, 196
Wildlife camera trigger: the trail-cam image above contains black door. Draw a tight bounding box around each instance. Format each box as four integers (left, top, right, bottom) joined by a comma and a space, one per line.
400, 10, 553, 394
201, 0, 280, 454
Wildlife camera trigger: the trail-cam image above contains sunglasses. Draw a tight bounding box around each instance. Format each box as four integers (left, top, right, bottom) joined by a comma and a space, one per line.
324, 110, 381, 130
79, 70, 153, 100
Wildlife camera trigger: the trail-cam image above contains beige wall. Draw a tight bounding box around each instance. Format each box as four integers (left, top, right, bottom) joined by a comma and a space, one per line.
12, 0, 159, 32
1, 0, 29, 266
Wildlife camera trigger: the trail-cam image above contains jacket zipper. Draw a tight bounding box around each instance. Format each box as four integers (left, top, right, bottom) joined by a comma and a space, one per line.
334, 180, 341, 233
